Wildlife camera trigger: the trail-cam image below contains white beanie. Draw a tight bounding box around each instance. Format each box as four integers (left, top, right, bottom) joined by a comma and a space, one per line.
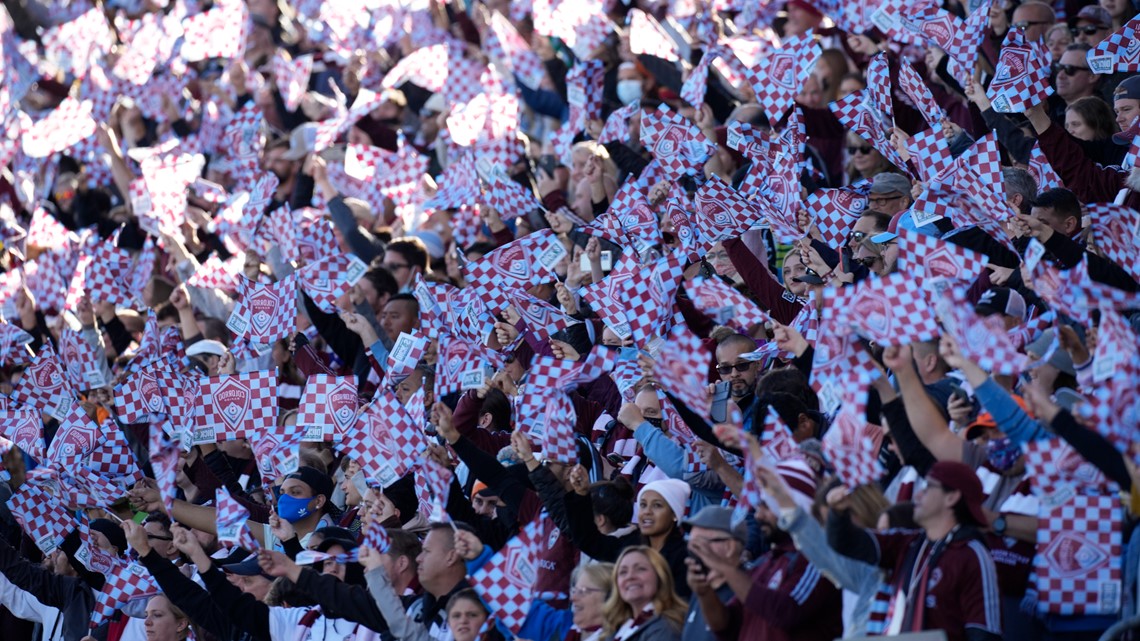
637, 478, 691, 523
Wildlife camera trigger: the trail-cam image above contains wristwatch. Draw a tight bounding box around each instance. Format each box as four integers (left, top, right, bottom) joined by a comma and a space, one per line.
992, 515, 1007, 536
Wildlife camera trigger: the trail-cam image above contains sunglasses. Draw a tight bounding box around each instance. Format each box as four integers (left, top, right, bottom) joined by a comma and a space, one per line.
1011, 20, 1053, 29
846, 230, 870, 246
1054, 63, 1091, 76
847, 146, 874, 156
716, 362, 753, 375
1070, 25, 1104, 36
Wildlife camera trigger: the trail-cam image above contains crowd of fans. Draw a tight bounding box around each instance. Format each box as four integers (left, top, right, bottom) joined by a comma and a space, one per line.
0, 0, 1136, 640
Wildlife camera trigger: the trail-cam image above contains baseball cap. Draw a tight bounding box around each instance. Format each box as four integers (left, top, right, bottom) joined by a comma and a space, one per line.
1024, 329, 1077, 376
185, 339, 228, 358
869, 172, 911, 196
284, 466, 335, 501
1113, 112, 1140, 144
926, 461, 988, 527
282, 123, 319, 161
222, 555, 271, 577
1113, 75, 1140, 103
683, 505, 748, 542
1075, 5, 1112, 28
869, 210, 938, 244
974, 287, 1027, 322
313, 527, 360, 555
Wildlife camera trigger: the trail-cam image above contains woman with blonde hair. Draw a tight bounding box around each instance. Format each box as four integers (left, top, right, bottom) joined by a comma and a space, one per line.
143, 594, 191, 641
602, 546, 686, 641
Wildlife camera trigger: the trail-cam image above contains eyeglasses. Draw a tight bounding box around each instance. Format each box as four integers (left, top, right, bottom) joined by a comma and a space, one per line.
716, 361, 753, 375
1070, 25, 1104, 36
847, 146, 874, 156
846, 230, 870, 246
571, 586, 605, 596
1011, 20, 1053, 29
924, 480, 945, 492
868, 195, 903, 207
1055, 63, 1091, 76
147, 535, 174, 541
385, 262, 411, 272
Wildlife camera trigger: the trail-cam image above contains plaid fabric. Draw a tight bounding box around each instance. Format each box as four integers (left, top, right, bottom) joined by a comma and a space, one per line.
1087, 15, 1140, 74
688, 276, 773, 332
805, 184, 869, 250
298, 374, 358, 442
628, 9, 679, 61
12, 343, 76, 421
0, 408, 44, 459
749, 32, 820, 126
215, 486, 259, 550
179, 0, 248, 62
486, 12, 546, 90
227, 274, 299, 347
193, 371, 278, 444
1087, 203, 1140, 282
653, 324, 712, 422
471, 518, 543, 633
1034, 493, 1123, 615
581, 250, 685, 347
691, 177, 763, 244
831, 90, 908, 174
22, 97, 98, 158
297, 254, 368, 313
987, 28, 1054, 113
640, 106, 717, 180
8, 484, 73, 554
835, 272, 940, 346
934, 286, 1023, 375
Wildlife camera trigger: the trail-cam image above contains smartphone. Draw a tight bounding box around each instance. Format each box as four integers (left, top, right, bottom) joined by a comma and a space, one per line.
538, 154, 558, 177
690, 553, 709, 575
710, 381, 731, 423
949, 383, 968, 404
579, 250, 613, 272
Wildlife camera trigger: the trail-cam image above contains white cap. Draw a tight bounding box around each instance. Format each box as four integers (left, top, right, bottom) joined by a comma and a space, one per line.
186, 340, 228, 358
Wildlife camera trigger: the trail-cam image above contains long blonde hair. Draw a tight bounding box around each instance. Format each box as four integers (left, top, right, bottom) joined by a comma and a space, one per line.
602, 546, 687, 635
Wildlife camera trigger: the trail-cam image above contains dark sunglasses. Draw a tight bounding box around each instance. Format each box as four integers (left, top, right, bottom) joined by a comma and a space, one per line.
1070, 25, 1104, 36
847, 146, 874, 156
716, 362, 753, 375
1011, 20, 1053, 29
1054, 63, 1091, 75
846, 230, 870, 246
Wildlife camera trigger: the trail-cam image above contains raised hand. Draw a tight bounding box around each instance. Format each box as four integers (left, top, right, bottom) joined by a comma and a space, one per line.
122, 519, 151, 556
258, 549, 301, 581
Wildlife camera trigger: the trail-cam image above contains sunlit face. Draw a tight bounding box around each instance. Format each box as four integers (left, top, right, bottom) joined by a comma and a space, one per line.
1055, 50, 1097, 102
447, 597, 489, 641
781, 249, 810, 297
615, 551, 659, 610
715, 341, 758, 398
1065, 109, 1094, 140
1114, 98, 1140, 130
636, 490, 676, 538
379, 299, 418, 343
321, 544, 348, 581
1046, 27, 1073, 61
570, 573, 607, 629
145, 596, 185, 640
847, 134, 882, 173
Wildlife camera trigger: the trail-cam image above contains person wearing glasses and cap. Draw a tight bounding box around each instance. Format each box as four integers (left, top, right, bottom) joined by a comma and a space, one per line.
1072, 5, 1114, 48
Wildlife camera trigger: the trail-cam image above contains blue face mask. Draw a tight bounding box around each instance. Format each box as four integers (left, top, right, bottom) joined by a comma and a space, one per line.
986, 437, 1021, 473
277, 494, 314, 523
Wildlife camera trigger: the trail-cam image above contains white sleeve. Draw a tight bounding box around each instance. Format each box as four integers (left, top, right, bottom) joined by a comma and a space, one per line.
0, 572, 54, 624
268, 606, 311, 640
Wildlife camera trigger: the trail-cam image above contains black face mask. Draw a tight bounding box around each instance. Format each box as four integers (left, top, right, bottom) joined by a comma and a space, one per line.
645, 417, 664, 429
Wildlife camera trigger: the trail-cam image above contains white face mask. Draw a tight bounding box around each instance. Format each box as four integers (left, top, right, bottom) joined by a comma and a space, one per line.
616, 80, 643, 105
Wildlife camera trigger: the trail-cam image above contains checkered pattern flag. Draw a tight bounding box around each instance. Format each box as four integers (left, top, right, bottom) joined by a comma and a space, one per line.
511, 292, 578, 341
27, 206, 74, 251
898, 59, 946, 125
599, 100, 640, 144
934, 286, 1022, 375
464, 230, 566, 312
382, 45, 449, 93
530, 391, 579, 464
7, 484, 74, 554
906, 128, 957, 184
513, 349, 616, 439
831, 90, 908, 173
629, 9, 680, 61
486, 11, 546, 90
85, 422, 144, 486
692, 177, 764, 244
0, 408, 44, 460
899, 3, 964, 51
1087, 16, 1140, 74
640, 106, 717, 180
1029, 142, 1064, 189
987, 27, 1054, 113
587, 181, 662, 250
582, 250, 685, 347
471, 518, 542, 633
749, 31, 821, 126
216, 486, 259, 550
298, 374, 357, 442
866, 55, 895, 131
0, 320, 33, 367
149, 419, 180, 515
732, 437, 764, 528
805, 184, 869, 250
12, 342, 76, 421
22, 97, 98, 159
91, 556, 160, 627
1083, 307, 1140, 468
823, 416, 884, 489
482, 176, 541, 222
227, 274, 299, 347
565, 59, 607, 128
896, 228, 989, 291
944, 0, 993, 84
272, 53, 313, 112
383, 332, 428, 388
180, 0, 248, 62
687, 277, 773, 332
681, 45, 719, 107
434, 334, 495, 397
1031, 256, 1140, 323
653, 324, 713, 422
1034, 493, 1123, 615
759, 407, 800, 462
413, 457, 453, 523
837, 272, 941, 346
363, 519, 391, 553
1023, 437, 1111, 496
1087, 203, 1140, 282
193, 371, 278, 444
298, 254, 368, 313
341, 396, 406, 488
